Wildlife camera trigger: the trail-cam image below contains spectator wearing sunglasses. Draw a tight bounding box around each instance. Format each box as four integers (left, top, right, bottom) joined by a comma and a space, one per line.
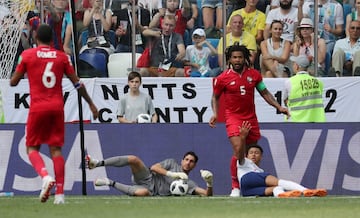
345, 0, 360, 37
293, 18, 326, 77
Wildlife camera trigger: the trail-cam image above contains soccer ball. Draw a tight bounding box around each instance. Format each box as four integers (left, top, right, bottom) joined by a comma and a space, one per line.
170, 179, 189, 196
137, 113, 151, 123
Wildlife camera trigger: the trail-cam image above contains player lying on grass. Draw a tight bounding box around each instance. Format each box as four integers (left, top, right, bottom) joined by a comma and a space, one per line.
238, 121, 327, 198
86, 151, 213, 196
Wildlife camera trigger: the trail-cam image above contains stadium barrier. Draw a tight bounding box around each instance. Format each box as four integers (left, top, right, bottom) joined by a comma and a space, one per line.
0, 123, 359, 196
1, 77, 360, 123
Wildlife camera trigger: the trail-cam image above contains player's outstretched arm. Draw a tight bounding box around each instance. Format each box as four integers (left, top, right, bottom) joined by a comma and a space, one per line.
194, 186, 213, 196
259, 88, 290, 117
68, 74, 99, 120
194, 169, 213, 196
237, 121, 251, 164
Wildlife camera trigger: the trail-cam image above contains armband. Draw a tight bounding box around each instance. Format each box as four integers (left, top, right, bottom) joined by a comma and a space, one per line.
74, 81, 84, 90
256, 81, 266, 92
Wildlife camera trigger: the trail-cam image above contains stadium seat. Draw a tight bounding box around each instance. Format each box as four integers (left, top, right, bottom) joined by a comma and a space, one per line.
107, 53, 141, 77
209, 55, 219, 69
79, 51, 108, 77
206, 38, 220, 49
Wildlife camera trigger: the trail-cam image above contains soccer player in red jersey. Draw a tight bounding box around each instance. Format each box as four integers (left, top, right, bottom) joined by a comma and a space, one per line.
209, 43, 289, 197
10, 24, 99, 204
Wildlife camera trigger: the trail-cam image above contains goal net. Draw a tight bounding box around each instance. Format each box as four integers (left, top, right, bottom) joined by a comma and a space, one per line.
0, 0, 33, 79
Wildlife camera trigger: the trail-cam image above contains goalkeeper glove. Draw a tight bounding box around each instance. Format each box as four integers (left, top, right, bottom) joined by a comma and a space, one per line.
200, 169, 213, 187
166, 171, 188, 180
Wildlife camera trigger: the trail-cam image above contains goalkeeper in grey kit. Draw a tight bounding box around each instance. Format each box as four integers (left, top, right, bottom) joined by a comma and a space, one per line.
86, 151, 213, 196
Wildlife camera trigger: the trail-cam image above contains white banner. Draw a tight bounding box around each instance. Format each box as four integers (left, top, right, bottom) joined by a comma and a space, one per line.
1, 77, 360, 123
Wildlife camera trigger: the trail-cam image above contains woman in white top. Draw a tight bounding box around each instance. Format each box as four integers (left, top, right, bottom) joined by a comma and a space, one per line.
293, 18, 326, 76
260, 20, 291, 78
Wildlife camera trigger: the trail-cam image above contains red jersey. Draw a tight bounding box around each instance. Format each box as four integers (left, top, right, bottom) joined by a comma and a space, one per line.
213, 68, 263, 123
15, 46, 75, 112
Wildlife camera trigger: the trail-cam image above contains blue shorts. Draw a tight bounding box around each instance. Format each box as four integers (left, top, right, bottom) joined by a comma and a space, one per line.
240, 172, 270, 197
201, 0, 222, 8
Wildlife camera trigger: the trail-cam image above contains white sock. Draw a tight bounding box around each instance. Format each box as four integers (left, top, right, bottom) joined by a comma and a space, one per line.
278, 179, 307, 191
273, 186, 285, 197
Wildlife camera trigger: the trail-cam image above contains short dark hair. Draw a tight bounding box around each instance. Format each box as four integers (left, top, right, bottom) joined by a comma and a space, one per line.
246, 144, 263, 155
183, 151, 198, 163
225, 42, 251, 68
128, 71, 142, 83
36, 24, 53, 44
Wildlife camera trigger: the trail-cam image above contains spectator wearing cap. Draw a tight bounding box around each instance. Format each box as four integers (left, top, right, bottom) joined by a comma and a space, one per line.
302, 0, 343, 55
293, 17, 327, 77
330, 20, 360, 76
183, 28, 217, 77
283, 55, 326, 122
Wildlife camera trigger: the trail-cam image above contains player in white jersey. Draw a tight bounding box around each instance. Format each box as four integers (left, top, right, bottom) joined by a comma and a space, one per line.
237, 121, 327, 197
86, 151, 213, 196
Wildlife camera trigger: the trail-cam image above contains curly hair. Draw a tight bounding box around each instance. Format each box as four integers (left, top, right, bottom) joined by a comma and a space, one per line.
225, 42, 251, 68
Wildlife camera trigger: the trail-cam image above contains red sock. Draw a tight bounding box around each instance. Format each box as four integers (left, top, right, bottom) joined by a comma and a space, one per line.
53, 156, 65, 194
28, 150, 48, 178
230, 156, 240, 189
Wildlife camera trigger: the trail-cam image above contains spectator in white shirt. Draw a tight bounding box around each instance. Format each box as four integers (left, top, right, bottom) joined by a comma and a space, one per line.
264, 0, 303, 43
331, 20, 360, 76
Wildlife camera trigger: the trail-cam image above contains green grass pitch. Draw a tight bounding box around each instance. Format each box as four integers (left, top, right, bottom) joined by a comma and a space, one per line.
1, 195, 360, 218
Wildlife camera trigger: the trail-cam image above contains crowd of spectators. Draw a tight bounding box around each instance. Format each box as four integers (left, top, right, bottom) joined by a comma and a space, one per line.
17, 0, 360, 78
